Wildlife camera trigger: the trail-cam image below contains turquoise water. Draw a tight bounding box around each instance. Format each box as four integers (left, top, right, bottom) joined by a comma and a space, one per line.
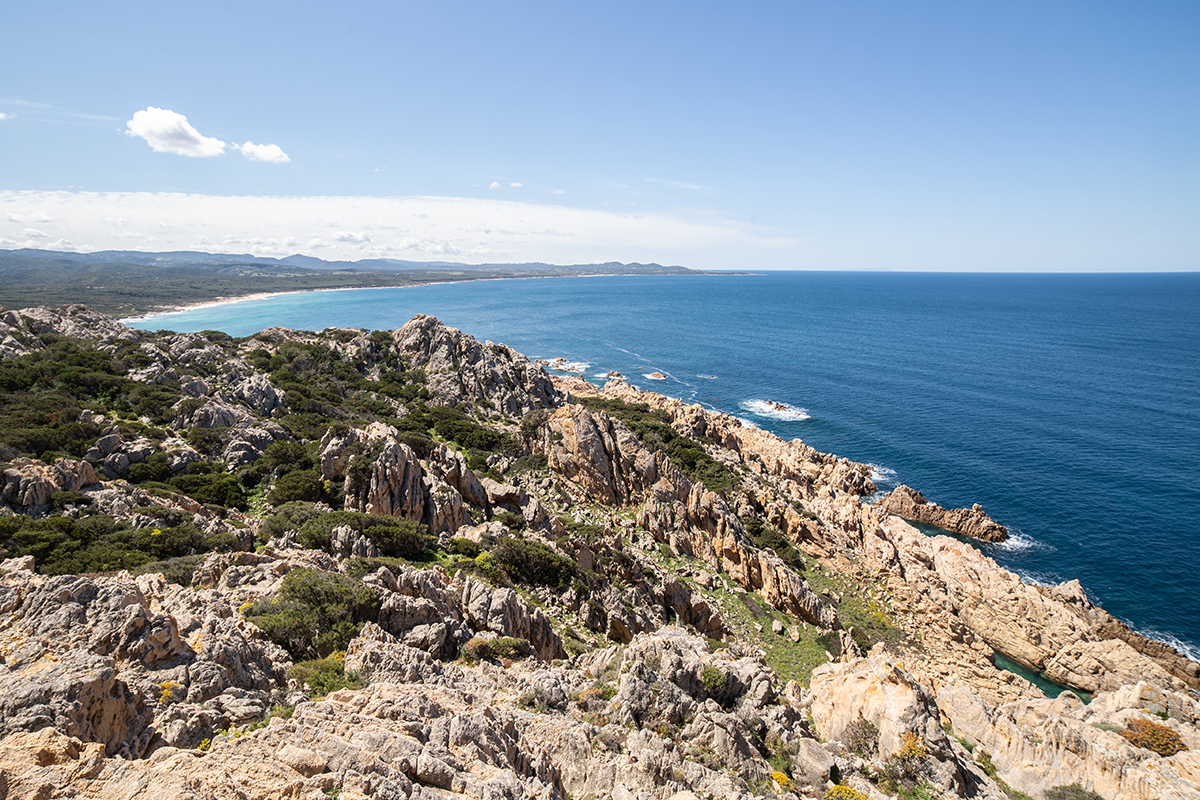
129, 271, 1200, 659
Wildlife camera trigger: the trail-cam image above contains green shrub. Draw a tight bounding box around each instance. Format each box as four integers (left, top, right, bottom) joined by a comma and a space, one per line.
741, 515, 804, 571
288, 654, 361, 698
490, 536, 576, 589
1044, 785, 1105, 800
287, 510, 435, 558
449, 537, 481, 558
461, 636, 533, 662
491, 637, 533, 659
170, 471, 247, 510
244, 568, 379, 659
1120, 717, 1187, 756
493, 510, 526, 531
844, 716, 880, 758
700, 664, 726, 696
267, 470, 323, 505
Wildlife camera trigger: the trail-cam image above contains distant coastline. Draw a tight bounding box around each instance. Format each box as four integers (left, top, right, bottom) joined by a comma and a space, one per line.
2, 247, 747, 319
118, 269, 757, 326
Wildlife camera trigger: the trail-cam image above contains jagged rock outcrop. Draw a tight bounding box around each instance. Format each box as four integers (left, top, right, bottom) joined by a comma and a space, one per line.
0, 305, 140, 357
543, 404, 657, 505
321, 424, 488, 534
941, 680, 1200, 800
0, 568, 291, 756
393, 315, 563, 414
881, 484, 1008, 542
1, 457, 96, 512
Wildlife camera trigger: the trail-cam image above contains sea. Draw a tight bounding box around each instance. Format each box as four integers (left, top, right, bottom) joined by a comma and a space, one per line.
127, 271, 1200, 661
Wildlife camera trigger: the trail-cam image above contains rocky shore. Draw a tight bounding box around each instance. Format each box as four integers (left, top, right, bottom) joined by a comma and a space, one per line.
0, 305, 1196, 800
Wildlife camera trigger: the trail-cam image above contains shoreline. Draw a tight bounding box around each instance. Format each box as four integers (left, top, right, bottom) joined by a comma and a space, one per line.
119, 270, 756, 325
116, 282, 1200, 664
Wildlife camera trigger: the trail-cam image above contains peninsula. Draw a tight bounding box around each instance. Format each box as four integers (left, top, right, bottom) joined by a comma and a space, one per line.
0, 305, 1195, 800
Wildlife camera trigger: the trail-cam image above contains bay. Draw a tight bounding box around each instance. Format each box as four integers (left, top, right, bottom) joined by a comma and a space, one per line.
129, 271, 1200, 658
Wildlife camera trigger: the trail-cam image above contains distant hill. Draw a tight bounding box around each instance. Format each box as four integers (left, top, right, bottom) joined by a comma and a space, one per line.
3, 247, 687, 273
0, 249, 701, 317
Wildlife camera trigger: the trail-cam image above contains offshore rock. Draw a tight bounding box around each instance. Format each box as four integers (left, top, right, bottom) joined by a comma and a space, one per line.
881, 484, 1008, 542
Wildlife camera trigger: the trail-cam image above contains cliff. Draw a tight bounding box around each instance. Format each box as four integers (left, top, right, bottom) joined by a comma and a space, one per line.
0, 305, 1196, 800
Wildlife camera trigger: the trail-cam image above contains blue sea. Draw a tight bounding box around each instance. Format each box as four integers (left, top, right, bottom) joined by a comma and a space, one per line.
129, 272, 1200, 660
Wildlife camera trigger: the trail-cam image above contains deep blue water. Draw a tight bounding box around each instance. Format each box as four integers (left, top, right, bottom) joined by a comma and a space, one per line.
129, 272, 1200, 659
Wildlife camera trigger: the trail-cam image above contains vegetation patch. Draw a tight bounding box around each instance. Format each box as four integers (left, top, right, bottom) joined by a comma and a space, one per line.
0, 512, 239, 576
490, 536, 576, 590
1119, 717, 1187, 757
244, 568, 379, 660
287, 652, 361, 699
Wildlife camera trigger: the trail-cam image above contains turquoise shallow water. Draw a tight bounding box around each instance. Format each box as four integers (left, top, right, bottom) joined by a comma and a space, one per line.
129, 271, 1200, 659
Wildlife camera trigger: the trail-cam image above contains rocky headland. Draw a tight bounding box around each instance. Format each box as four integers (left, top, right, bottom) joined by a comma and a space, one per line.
0, 304, 1196, 800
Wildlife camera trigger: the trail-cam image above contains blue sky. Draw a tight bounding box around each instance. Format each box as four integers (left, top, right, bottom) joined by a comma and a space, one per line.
1, 1, 1197, 270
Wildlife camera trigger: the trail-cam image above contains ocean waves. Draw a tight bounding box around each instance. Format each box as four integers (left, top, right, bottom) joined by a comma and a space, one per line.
739, 399, 811, 422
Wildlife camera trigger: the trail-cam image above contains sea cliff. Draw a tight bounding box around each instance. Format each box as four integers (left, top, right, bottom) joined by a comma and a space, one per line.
0, 305, 1196, 800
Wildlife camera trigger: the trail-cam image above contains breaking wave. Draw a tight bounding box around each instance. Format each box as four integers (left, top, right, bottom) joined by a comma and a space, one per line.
867, 464, 899, 487
739, 399, 811, 422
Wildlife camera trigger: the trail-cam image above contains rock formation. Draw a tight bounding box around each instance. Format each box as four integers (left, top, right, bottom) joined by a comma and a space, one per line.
0, 305, 1196, 800
881, 484, 1009, 542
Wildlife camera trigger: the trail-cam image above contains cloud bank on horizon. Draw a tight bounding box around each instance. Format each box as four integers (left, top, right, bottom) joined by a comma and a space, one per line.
125, 107, 290, 164
0, 190, 780, 265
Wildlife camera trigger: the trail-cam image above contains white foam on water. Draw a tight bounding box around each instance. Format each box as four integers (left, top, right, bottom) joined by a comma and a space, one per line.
696, 374, 718, 380
643, 372, 669, 381
988, 528, 1051, 554
544, 359, 589, 373
867, 464, 899, 486
739, 399, 812, 422
736, 416, 760, 429
1133, 628, 1200, 663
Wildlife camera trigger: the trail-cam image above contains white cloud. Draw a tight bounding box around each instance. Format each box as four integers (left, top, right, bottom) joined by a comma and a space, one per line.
0, 113, 13, 121
0, 190, 784, 268
510, 182, 523, 188
235, 140, 290, 164
549, 189, 564, 195
8, 211, 56, 223
45, 239, 76, 250
126, 107, 226, 157
22, 228, 49, 239
489, 181, 502, 189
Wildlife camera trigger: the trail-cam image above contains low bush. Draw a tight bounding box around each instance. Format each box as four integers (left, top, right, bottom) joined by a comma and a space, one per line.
1120, 717, 1187, 756
267, 469, 323, 505
700, 664, 726, 696
0, 513, 239, 576
742, 515, 804, 571
461, 636, 532, 662
1044, 785, 1105, 800
843, 716, 880, 758
490, 536, 576, 589
288, 653, 361, 698
448, 537, 481, 558
244, 568, 379, 659
289, 510, 435, 558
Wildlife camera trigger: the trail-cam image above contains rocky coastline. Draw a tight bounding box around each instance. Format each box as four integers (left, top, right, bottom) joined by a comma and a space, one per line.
0, 305, 1196, 800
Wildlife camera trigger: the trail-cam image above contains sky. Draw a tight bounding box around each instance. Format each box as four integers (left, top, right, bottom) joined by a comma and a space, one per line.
1, 1, 1197, 271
